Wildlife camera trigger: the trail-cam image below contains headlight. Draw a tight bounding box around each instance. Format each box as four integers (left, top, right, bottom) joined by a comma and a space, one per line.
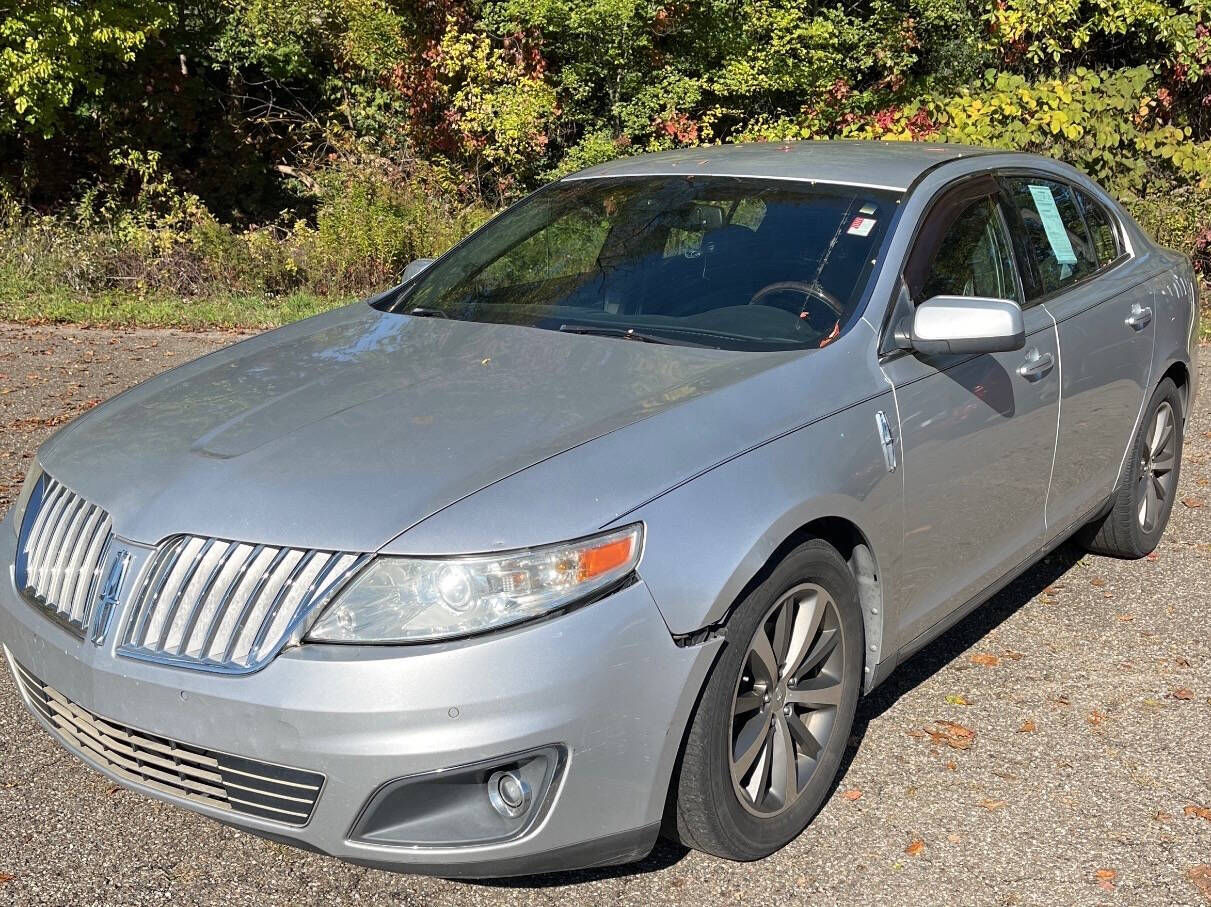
10, 464, 41, 537
307, 524, 643, 644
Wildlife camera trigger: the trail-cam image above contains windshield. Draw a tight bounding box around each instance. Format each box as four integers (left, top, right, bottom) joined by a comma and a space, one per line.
378, 176, 898, 351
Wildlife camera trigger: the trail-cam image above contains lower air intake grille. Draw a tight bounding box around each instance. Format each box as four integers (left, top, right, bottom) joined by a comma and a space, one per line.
10, 658, 324, 826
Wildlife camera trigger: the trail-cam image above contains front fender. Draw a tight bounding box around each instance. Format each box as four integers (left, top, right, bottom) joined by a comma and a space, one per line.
613, 389, 903, 673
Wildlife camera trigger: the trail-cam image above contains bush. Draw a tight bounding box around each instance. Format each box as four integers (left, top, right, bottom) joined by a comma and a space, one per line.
0, 156, 489, 306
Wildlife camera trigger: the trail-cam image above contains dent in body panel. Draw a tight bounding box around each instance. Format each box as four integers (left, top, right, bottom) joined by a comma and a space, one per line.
622, 392, 901, 676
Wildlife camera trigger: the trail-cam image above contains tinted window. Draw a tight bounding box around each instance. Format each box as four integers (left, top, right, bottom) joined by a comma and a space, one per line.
1002, 177, 1099, 296
387, 176, 897, 351
914, 197, 1020, 303
1076, 189, 1120, 266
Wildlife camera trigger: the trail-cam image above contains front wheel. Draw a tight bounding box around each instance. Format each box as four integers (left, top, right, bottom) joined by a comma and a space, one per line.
668, 540, 864, 860
1080, 377, 1184, 558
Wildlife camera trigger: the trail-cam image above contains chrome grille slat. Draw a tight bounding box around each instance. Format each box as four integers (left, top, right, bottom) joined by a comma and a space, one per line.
173, 540, 238, 654
15, 477, 114, 635
153, 538, 216, 650
122, 537, 368, 674
65, 506, 106, 622
220, 547, 295, 663
196, 543, 266, 660
8, 658, 324, 827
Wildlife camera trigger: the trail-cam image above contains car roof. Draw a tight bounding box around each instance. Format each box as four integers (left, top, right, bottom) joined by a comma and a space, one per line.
563, 140, 1003, 193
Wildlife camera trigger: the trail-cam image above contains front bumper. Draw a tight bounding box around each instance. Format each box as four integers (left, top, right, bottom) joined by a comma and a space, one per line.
0, 517, 721, 877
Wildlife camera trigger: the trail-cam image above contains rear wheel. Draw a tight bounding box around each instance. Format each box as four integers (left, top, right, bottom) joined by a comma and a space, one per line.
1081, 377, 1184, 558
669, 540, 863, 860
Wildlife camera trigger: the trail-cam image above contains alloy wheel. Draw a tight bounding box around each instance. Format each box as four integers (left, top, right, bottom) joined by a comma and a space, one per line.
1138, 400, 1178, 532
729, 582, 846, 817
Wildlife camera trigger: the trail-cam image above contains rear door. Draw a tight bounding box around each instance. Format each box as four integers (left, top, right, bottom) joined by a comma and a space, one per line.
881, 176, 1061, 643
998, 175, 1155, 537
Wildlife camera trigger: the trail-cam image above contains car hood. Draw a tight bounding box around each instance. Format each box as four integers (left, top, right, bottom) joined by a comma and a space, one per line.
38, 304, 797, 551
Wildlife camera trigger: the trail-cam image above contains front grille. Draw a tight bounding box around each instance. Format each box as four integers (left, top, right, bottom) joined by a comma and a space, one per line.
119, 536, 367, 674
9, 658, 324, 826
15, 475, 113, 635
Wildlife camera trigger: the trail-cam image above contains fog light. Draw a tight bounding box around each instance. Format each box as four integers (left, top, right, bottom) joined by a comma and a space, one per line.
488, 769, 532, 818
349, 745, 565, 847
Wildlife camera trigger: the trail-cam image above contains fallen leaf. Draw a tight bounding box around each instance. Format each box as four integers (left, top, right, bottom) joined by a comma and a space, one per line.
1146, 551, 1160, 561
945, 694, 972, 706
1184, 498, 1206, 509
1155, 811, 1174, 822
1091, 577, 1107, 588
842, 789, 863, 801
905, 839, 925, 856
945, 760, 957, 771
1096, 867, 1117, 891
1116, 613, 1134, 622
970, 653, 1000, 667
979, 798, 1007, 810
1089, 710, 1107, 726
1185, 805, 1211, 821
1003, 650, 1025, 661
1189, 865, 1211, 901
1173, 688, 1195, 701
0, 873, 12, 884
924, 720, 976, 750
1019, 719, 1037, 733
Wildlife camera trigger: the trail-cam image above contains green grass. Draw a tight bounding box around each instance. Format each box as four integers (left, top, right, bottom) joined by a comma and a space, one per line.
0, 289, 353, 330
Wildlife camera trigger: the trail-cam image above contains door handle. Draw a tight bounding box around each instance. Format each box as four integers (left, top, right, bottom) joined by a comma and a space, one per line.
1017, 349, 1054, 380
1125, 303, 1153, 330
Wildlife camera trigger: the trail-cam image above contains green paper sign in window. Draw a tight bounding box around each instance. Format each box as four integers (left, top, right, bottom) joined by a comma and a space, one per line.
1027, 185, 1079, 266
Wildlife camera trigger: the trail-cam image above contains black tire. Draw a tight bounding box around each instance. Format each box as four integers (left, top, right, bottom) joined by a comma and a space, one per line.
669, 539, 864, 861
1080, 377, 1184, 558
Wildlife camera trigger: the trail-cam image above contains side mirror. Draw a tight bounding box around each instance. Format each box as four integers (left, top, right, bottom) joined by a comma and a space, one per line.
402, 258, 434, 283
904, 295, 1026, 356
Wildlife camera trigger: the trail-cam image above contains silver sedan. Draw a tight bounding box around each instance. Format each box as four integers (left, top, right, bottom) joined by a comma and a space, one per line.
0, 141, 1199, 876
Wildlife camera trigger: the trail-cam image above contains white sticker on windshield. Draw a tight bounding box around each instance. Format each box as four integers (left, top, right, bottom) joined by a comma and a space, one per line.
1027, 185, 1079, 265
847, 216, 876, 237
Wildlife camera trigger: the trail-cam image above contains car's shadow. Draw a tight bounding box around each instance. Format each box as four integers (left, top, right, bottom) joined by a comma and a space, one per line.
466, 542, 1086, 889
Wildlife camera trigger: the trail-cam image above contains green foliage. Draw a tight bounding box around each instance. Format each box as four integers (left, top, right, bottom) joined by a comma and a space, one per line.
4, 0, 1211, 327
0, 0, 172, 136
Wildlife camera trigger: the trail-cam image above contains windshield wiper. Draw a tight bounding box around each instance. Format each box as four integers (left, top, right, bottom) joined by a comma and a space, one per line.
558, 324, 672, 344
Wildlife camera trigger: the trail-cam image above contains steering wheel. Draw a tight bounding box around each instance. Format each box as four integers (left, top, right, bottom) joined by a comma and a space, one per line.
747, 280, 845, 339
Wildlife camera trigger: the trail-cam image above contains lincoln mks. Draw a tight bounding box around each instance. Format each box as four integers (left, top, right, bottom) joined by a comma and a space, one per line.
0, 141, 1199, 876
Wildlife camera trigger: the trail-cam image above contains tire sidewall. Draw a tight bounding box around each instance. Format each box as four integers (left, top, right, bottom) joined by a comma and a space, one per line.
691, 540, 864, 859
1127, 378, 1184, 552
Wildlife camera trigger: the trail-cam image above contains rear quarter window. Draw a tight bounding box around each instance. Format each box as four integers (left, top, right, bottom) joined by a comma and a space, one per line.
1075, 189, 1121, 267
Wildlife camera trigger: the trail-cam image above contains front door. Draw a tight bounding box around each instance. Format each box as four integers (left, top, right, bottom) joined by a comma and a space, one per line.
881, 178, 1061, 645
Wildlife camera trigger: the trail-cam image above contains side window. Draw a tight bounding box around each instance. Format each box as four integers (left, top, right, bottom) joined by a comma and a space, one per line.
1002, 177, 1099, 296
910, 196, 1021, 304
1075, 189, 1121, 267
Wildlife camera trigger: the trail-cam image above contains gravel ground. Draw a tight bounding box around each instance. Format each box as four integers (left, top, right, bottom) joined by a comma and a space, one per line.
0, 322, 1208, 907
